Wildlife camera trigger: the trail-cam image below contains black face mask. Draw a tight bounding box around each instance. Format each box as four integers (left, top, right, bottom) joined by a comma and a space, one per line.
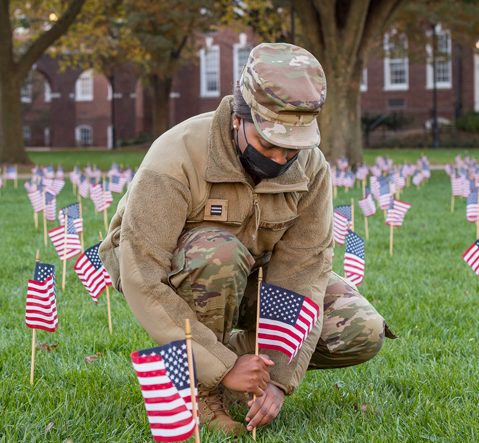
235, 123, 298, 180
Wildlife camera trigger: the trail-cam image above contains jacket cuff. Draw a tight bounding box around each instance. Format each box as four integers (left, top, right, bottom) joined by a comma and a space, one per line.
270, 379, 293, 396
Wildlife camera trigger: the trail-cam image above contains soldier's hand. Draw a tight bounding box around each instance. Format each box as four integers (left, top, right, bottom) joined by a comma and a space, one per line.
221, 354, 274, 396
245, 383, 284, 431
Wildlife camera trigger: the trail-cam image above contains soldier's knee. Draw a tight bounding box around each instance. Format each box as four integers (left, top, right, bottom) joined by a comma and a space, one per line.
355, 316, 385, 363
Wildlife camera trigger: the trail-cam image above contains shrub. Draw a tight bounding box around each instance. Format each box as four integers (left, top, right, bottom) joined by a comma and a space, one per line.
456, 112, 479, 133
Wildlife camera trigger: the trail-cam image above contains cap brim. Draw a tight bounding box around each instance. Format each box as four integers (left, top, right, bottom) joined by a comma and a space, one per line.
251, 110, 321, 150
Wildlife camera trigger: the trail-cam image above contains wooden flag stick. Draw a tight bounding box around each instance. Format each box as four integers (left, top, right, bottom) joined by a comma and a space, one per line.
103, 207, 108, 233
333, 185, 337, 199
30, 249, 41, 385
252, 267, 263, 441
362, 179, 366, 197
350, 198, 355, 232
62, 219, 68, 290
78, 197, 84, 251
389, 224, 394, 257
185, 319, 201, 443
99, 232, 112, 334
364, 216, 369, 240
14, 166, 18, 189
43, 192, 47, 246
450, 195, 455, 213
34, 211, 38, 231
476, 219, 479, 240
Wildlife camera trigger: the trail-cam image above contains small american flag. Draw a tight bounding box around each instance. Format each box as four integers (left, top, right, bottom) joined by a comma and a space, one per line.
28, 190, 44, 213
258, 282, 320, 362
4, 165, 17, 180
385, 200, 412, 227
70, 166, 81, 185
91, 181, 113, 212
50, 178, 65, 195
78, 175, 89, 198
344, 231, 365, 286
56, 165, 64, 179
333, 205, 352, 245
463, 240, 479, 276
109, 174, 125, 193
44, 190, 57, 221
59, 203, 83, 233
379, 177, 392, 209
131, 340, 198, 442
74, 243, 112, 303
370, 175, 380, 199
48, 217, 82, 260
358, 191, 376, 217
44, 165, 55, 179
25, 262, 58, 332
466, 190, 479, 223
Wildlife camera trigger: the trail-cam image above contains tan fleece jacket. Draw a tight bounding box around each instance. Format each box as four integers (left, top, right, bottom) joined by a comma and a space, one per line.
99, 96, 333, 394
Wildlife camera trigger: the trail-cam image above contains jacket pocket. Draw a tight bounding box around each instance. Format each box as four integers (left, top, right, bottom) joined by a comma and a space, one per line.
259, 216, 298, 231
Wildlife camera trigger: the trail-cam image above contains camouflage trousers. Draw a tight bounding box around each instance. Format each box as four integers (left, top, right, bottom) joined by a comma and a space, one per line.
168, 228, 393, 372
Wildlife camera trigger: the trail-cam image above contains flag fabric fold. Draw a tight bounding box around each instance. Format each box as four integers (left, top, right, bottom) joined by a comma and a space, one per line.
25, 262, 58, 332
48, 217, 82, 260
131, 340, 198, 442
333, 205, 352, 245
344, 231, 365, 286
385, 200, 412, 227
74, 243, 112, 302
258, 282, 320, 362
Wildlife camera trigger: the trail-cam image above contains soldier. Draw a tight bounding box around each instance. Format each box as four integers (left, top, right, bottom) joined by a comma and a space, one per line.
100, 42, 394, 437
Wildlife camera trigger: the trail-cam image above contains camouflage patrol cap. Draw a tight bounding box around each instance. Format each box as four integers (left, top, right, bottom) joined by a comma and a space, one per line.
240, 42, 326, 149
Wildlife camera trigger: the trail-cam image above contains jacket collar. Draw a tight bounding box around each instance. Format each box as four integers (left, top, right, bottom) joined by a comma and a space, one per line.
205, 96, 311, 193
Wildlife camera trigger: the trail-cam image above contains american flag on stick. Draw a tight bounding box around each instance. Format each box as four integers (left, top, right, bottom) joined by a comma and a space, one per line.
333, 205, 352, 245
25, 262, 58, 332
358, 191, 376, 217
44, 190, 57, 221
74, 243, 112, 302
257, 282, 320, 362
378, 177, 392, 210
463, 240, 479, 276
131, 340, 198, 442
78, 175, 89, 198
48, 217, 82, 260
466, 190, 479, 223
28, 190, 44, 213
4, 165, 17, 180
59, 203, 83, 233
385, 200, 412, 227
91, 181, 113, 212
344, 231, 365, 286
109, 174, 125, 193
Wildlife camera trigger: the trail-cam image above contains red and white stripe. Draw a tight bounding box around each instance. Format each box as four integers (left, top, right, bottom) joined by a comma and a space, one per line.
333, 211, 349, 245
28, 190, 44, 212
385, 200, 412, 227
344, 252, 365, 286
358, 194, 376, 217
48, 226, 82, 260
131, 353, 197, 442
463, 241, 479, 276
25, 276, 58, 332
74, 255, 108, 302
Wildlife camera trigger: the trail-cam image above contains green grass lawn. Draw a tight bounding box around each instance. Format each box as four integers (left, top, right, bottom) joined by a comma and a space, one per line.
21, 146, 479, 172
1, 171, 479, 442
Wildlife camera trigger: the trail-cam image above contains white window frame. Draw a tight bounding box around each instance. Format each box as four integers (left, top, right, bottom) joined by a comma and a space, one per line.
75, 125, 93, 146
44, 81, 52, 102
475, 53, 479, 112
107, 83, 112, 101
360, 68, 368, 92
233, 43, 251, 86
21, 81, 32, 103
384, 32, 409, 91
426, 25, 452, 90
200, 45, 220, 97
75, 70, 94, 101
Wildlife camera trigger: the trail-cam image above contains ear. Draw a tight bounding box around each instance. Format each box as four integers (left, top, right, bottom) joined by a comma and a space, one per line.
232, 115, 241, 130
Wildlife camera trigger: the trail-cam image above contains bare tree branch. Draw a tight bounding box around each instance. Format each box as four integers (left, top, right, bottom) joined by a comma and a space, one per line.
314, 0, 338, 57
342, 0, 370, 67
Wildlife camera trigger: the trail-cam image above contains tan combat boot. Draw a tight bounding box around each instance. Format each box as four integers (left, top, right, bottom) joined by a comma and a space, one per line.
198, 385, 246, 436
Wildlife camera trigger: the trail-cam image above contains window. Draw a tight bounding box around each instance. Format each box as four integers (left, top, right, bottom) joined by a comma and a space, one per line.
387, 98, 406, 109
426, 25, 452, 89
75, 125, 93, 146
21, 80, 32, 103
384, 32, 409, 91
360, 68, 368, 92
44, 81, 52, 102
23, 126, 31, 142
44, 127, 50, 146
233, 44, 251, 86
200, 45, 220, 97
75, 70, 93, 101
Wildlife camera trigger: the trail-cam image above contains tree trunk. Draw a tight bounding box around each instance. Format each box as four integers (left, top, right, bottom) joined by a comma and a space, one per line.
319, 72, 363, 166
150, 74, 172, 137
0, 74, 30, 164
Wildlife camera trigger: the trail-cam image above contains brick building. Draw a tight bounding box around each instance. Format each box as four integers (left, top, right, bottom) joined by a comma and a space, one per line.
22, 26, 479, 148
